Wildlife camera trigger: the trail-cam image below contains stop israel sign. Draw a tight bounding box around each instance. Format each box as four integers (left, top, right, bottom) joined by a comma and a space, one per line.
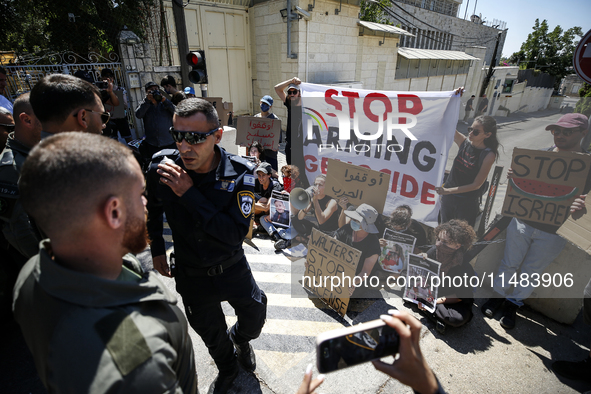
574, 29, 591, 84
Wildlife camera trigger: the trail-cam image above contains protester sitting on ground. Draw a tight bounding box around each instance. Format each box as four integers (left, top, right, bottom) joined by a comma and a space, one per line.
254, 162, 283, 228
296, 310, 445, 394
248, 140, 265, 166
416, 219, 477, 334
379, 205, 428, 254
291, 174, 341, 243
334, 203, 381, 297
481, 113, 589, 330
281, 164, 302, 193
435, 114, 499, 227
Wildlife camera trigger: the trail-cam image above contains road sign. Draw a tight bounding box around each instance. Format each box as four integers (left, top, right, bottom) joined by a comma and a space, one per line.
574, 29, 591, 84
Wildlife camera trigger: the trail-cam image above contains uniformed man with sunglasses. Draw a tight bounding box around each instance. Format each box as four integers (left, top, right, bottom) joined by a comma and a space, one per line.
146, 98, 267, 394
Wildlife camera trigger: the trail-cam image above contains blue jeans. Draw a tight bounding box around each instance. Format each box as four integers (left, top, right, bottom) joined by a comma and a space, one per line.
493, 218, 566, 306
260, 215, 297, 240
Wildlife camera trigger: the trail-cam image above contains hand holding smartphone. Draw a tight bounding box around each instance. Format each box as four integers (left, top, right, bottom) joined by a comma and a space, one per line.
315, 310, 440, 394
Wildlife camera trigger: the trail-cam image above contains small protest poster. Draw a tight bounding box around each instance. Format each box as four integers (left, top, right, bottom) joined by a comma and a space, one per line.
324, 159, 391, 213
403, 254, 440, 313
303, 228, 361, 317
270, 191, 290, 228
378, 228, 416, 274
236, 116, 281, 151
501, 148, 591, 226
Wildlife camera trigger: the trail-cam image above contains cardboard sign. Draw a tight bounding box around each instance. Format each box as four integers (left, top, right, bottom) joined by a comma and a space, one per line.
303, 228, 361, 317
557, 207, 591, 254
202, 97, 233, 126
325, 159, 391, 213
236, 116, 281, 151
501, 148, 591, 226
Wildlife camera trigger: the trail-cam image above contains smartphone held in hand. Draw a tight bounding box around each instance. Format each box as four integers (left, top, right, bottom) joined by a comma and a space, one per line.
316, 319, 400, 373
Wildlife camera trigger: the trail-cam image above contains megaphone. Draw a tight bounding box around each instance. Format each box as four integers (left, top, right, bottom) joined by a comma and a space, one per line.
290, 186, 315, 210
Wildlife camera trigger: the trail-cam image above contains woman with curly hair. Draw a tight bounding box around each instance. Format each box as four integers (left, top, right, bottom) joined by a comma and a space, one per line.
436, 115, 500, 227
417, 219, 477, 334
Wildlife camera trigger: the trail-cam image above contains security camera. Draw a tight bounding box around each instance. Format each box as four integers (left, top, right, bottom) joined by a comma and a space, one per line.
68, 13, 76, 23
294, 6, 311, 20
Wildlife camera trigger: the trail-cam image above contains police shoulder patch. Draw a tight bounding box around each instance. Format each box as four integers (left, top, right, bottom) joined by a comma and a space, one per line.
237, 190, 254, 218
244, 174, 255, 187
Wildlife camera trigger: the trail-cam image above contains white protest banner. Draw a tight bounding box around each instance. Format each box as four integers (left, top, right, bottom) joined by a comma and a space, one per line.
299, 83, 460, 227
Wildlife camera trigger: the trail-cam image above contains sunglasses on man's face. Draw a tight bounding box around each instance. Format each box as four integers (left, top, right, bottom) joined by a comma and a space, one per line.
75, 109, 111, 124
287, 89, 299, 96
550, 127, 581, 137
169, 126, 218, 145
0, 123, 15, 132
467, 127, 484, 136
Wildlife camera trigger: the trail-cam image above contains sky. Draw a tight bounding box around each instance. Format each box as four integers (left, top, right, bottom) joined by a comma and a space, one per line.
456, 0, 591, 58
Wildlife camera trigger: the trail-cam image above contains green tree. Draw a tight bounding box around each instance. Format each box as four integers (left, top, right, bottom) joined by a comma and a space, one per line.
574, 83, 591, 116
360, 0, 392, 25
509, 19, 583, 89
0, 0, 154, 60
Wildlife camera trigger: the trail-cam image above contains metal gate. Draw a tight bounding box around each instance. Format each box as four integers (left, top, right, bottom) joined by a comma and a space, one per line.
1, 51, 134, 128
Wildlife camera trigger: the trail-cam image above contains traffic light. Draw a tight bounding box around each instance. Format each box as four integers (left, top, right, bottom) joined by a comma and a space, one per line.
187, 50, 208, 84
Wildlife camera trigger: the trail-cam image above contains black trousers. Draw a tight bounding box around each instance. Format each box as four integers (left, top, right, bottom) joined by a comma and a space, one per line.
175, 257, 267, 374
435, 302, 473, 327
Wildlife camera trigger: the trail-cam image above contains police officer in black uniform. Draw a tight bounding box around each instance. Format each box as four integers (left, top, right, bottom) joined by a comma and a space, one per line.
146, 98, 267, 394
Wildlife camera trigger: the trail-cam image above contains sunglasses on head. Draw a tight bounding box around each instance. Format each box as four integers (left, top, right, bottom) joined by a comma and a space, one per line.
75, 109, 111, 124
467, 127, 483, 136
550, 127, 580, 137
169, 126, 218, 145
0, 123, 15, 132
287, 89, 299, 95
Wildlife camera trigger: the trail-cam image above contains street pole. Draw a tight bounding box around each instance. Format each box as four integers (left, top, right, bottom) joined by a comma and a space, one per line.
480, 31, 502, 98
172, 0, 190, 88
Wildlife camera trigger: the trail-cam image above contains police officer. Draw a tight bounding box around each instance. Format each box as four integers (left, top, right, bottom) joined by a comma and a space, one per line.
147, 98, 267, 394
14, 133, 197, 393
0, 93, 42, 319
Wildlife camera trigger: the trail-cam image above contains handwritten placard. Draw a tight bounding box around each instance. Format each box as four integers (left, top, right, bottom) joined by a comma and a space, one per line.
325, 159, 391, 213
303, 228, 361, 317
236, 116, 281, 151
201, 97, 233, 126
501, 148, 591, 226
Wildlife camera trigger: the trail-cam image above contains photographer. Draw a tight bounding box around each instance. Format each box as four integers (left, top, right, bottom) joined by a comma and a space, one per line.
101, 68, 132, 143
135, 81, 176, 168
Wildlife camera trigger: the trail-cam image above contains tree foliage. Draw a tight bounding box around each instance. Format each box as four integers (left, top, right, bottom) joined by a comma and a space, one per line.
574, 83, 591, 116
508, 19, 583, 89
0, 0, 154, 60
360, 0, 393, 25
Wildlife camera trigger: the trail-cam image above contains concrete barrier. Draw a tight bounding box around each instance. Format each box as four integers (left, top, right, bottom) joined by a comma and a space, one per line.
471, 228, 591, 324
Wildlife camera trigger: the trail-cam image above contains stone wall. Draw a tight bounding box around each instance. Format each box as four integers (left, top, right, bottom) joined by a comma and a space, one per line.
119, 33, 182, 137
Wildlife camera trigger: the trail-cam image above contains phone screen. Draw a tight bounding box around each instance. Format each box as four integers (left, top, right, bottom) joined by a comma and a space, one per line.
317, 324, 399, 373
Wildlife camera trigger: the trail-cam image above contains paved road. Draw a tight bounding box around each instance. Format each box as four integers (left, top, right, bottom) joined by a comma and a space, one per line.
3, 102, 591, 394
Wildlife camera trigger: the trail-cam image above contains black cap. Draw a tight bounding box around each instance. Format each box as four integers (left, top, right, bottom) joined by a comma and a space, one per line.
145, 81, 159, 90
